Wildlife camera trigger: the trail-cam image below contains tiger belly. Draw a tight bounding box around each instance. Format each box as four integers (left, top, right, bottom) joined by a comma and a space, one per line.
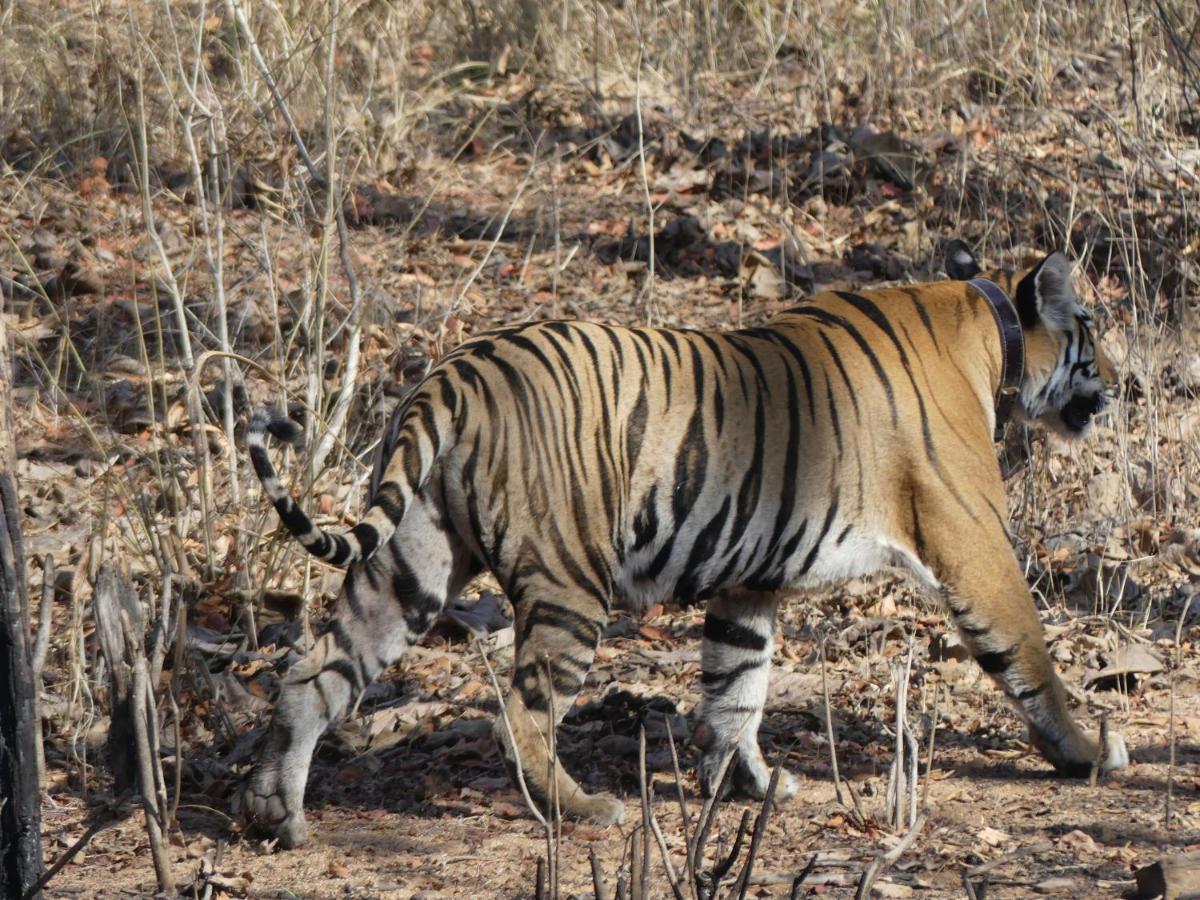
614, 513, 908, 612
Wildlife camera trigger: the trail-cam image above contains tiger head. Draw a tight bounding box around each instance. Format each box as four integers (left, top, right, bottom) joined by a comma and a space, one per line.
946, 241, 1116, 438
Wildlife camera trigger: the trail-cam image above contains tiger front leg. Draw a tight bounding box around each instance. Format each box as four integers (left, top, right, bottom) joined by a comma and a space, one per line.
694, 592, 800, 803
960, 601, 1130, 775
925, 518, 1129, 776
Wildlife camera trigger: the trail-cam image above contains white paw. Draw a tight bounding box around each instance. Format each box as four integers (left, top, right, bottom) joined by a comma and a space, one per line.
584, 792, 626, 827
1102, 730, 1129, 772
773, 768, 801, 802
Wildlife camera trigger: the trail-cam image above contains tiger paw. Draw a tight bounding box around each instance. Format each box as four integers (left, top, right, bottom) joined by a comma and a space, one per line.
1043, 727, 1130, 778
698, 746, 800, 803
237, 781, 308, 849
733, 763, 800, 803
569, 790, 625, 826
1096, 730, 1129, 772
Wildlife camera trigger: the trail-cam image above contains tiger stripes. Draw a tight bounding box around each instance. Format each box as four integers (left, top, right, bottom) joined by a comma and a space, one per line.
239, 243, 1127, 847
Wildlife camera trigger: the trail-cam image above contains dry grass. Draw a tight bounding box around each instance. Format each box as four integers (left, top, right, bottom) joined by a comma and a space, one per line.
2, 0, 1199, 896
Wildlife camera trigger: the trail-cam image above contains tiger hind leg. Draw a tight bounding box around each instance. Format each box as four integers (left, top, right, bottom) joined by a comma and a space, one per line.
694, 591, 800, 802
239, 493, 476, 847
494, 588, 624, 825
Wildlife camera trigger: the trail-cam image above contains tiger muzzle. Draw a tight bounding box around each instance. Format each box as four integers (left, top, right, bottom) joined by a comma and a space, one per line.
1060, 390, 1106, 434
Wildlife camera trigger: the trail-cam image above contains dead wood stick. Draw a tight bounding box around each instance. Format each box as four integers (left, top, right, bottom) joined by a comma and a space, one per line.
32, 555, 53, 674
93, 565, 142, 794
820, 639, 845, 805
688, 748, 736, 883
732, 762, 783, 900
854, 814, 925, 900
636, 724, 686, 900
789, 855, 819, 899
749, 869, 860, 889
1167, 595, 1193, 827
122, 611, 174, 894
921, 683, 942, 811
32, 554, 54, 788
1089, 712, 1110, 788
629, 825, 644, 900
664, 720, 700, 900
647, 806, 686, 900
709, 808, 752, 896
590, 846, 610, 900
541, 657, 559, 899
223, 0, 323, 186
904, 721, 920, 828
168, 685, 183, 825
637, 725, 651, 900
22, 815, 112, 900
750, 855, 861, 883
963, 867, 981, 900
473, 636, 548, 829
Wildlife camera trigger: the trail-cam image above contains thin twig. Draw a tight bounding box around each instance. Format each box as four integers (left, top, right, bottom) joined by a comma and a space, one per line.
962, 867, 980, 900
168, 684, 183, 827
638, 725, 651, 900
712, 809, 752, 895
1089, 712, 1109, 788
921, 682, 942, 811
32, 553, 54, 786
820, 639, 845, 805
854, 814, 925, 900
629, 825, 644, 900
789, 854, 819, 900
33, 554, 53, 673
647, 805, 687, 900
121, 609, 174, 894
733, 762, 783, 900
473, 636, 548, 829
1167, 594, 1193, 826
590, 846, 610, 900
223, 0, 325, 186
310, 0, 364, 475
542, 655, 559, 899
23, 815, 114, 899
664, 721, 700, 900
688, 749, 737, 885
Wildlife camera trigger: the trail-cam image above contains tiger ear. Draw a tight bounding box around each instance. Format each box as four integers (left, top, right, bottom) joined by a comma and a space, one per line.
944, 239, 982, 280
1014, 251, 1077, 330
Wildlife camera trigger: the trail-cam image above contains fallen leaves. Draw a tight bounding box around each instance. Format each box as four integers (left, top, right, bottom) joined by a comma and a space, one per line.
977, 826, 1011, 848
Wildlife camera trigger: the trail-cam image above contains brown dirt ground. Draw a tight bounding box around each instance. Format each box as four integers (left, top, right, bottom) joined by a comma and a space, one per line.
4, 13, 1200, 900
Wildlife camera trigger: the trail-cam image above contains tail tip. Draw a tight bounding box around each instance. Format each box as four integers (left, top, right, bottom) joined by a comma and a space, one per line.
252, 406, 304, 448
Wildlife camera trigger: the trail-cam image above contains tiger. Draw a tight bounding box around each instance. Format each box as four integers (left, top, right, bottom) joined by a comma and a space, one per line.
238, 241, 1128, 848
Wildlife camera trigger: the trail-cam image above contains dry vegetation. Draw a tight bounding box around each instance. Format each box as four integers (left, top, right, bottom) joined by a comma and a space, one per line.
2, 0, 1200, 897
